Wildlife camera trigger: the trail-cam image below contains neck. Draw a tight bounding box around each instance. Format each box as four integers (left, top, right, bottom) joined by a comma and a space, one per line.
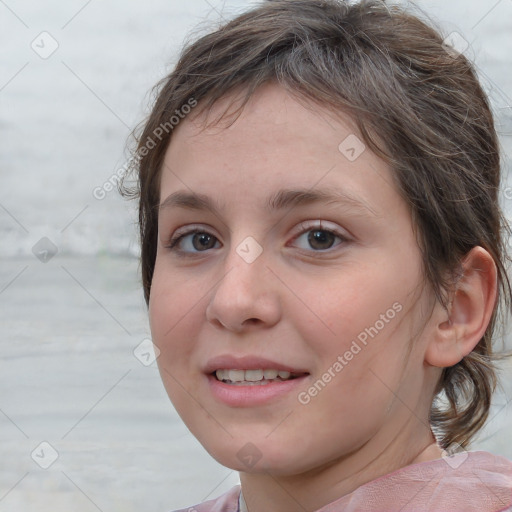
239, 427, 442, 512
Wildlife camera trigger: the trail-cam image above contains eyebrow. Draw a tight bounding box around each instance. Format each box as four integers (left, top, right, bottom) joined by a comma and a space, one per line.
158, 187, 378, 217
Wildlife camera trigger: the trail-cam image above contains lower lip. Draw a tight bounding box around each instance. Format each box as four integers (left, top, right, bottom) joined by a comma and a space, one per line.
207, 374, 309, 407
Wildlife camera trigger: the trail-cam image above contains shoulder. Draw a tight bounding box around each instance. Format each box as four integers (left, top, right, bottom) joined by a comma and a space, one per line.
336, 450, 512, 512
432, 451, 512, 512
406, 450, 512, 511
169, 485, 241, 512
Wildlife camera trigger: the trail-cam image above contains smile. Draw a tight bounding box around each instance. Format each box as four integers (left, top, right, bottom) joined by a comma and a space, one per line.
214, 368, 303, 385
204, 355, 310, 406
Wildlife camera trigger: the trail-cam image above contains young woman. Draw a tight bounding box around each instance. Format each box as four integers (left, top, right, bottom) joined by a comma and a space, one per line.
121, 1, 512, 510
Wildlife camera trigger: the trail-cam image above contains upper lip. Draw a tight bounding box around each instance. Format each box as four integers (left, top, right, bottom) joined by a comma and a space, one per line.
204, 355, 309, 375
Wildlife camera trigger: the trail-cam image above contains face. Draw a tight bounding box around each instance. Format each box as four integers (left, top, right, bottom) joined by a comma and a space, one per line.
149, 84, 439, 477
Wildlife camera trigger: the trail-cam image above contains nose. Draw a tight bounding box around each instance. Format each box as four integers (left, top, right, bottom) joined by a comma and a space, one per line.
205, 247, 282, 333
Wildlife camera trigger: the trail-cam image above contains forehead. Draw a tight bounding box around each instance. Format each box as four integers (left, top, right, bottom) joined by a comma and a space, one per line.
158, 83, 399, 219
175, 83, 360, 152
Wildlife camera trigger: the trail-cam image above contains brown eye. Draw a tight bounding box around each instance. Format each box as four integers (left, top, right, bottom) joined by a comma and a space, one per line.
191, 233, 217, 251
291, 222, 347, 252
307, 230, 337, 250
167, 228, 220, 254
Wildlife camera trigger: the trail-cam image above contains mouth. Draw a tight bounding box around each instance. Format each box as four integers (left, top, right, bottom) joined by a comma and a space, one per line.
204, 355, 310, 406
213, 368, 307, 386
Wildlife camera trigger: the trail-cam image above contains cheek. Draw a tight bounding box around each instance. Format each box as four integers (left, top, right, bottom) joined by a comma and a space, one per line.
150, 258, 196, 330
149, 274, 208, 424
148, 264, 204, 376
291, 263, 417, 413
298, 264, 408, 355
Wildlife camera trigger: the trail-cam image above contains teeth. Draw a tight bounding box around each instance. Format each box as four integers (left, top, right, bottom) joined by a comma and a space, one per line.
263, 369, 278, 380
215, 369, 227, 381
228, 369, 245, 382
215, 368, 296, 383
245, 369, 263, 381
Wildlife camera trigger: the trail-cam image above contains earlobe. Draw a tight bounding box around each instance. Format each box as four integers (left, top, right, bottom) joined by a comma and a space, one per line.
425, 246, 497, 368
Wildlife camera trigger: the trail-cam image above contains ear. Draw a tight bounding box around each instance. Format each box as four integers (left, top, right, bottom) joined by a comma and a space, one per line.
425, 246, 498, 368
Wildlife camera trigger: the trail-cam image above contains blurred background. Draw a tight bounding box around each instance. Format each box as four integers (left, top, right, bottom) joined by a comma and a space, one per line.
0, 0, 511, 510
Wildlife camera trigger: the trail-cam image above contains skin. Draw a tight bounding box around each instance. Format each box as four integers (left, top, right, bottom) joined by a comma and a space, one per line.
149, 83, 497, 512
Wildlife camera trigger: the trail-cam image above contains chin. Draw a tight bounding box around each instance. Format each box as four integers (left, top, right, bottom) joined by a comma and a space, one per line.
199, 435, 314, 476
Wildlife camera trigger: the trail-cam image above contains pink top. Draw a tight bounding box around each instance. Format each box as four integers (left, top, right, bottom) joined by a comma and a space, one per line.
171, 451, 512, 512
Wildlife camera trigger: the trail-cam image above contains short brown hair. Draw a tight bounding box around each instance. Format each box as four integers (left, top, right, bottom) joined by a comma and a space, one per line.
120, 0, 512, 450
